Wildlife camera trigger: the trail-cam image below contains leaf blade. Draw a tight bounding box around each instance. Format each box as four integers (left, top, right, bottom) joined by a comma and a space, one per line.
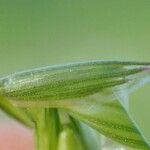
62, 95, 150, 149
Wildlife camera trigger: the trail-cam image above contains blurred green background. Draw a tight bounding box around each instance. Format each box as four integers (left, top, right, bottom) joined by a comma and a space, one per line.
0, 0, 150, 145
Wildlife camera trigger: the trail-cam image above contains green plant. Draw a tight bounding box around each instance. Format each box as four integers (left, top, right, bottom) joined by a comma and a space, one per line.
0, 60, 150, 150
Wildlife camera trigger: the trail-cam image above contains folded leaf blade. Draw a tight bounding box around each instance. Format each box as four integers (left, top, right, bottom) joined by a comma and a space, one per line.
62, 95, 150, 149
0, 61, 149, 107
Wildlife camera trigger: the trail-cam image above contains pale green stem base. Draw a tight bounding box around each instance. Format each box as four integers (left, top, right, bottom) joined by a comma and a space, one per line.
34, 108, 59, 150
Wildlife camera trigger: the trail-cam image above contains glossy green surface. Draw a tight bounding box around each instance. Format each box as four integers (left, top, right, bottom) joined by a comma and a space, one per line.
0, 61, 148, 102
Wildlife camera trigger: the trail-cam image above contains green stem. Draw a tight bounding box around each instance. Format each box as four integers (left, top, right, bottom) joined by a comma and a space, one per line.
34, 108, 60, 150
0, 95, 33, 128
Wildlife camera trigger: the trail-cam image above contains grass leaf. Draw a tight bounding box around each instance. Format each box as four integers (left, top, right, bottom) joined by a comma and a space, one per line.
62, 93, 150, 149
0, 61, 149, 107
0, 95, 33, 127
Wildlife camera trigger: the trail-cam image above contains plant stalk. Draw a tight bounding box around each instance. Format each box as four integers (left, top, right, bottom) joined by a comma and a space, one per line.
34, 108, 60, 150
